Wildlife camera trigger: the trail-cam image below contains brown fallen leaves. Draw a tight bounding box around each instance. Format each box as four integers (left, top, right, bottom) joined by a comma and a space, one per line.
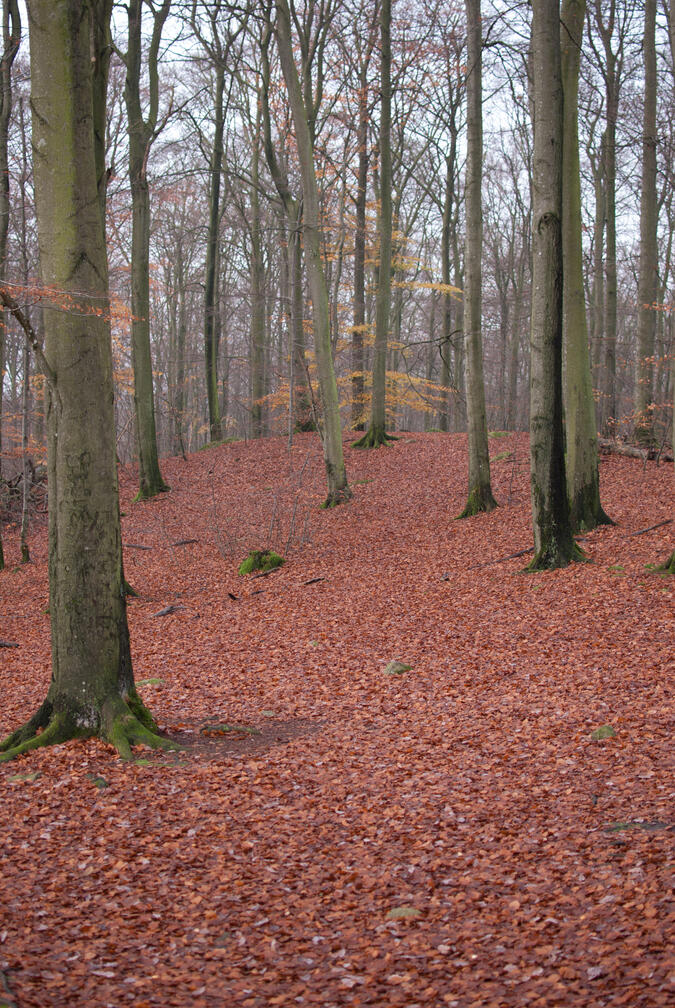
0, 432, 673, 1007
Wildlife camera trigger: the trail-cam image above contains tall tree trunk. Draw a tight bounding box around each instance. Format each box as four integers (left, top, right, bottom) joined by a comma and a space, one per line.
439, 154, 455, 433
592, 0, 621, 434
250, 110, 266, 440
354, 0, 393, 449
659, 0, 675, 574
0, 0, 19, 570
527, 0, 580, 571
275, 0, 350, 505
125, 0, 169, 499
589, 134, 605, 419
19, 343, 29, 562
351, 65, 369, 431
458, 0, 496, 517
2, 0, 172, 762
259, 18, 311, 434
561, 0, 611, 530
204, 62, 224, 442
636, 0, 657, 442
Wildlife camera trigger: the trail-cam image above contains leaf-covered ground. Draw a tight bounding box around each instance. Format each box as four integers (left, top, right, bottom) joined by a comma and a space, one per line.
1, 432, 673, 1008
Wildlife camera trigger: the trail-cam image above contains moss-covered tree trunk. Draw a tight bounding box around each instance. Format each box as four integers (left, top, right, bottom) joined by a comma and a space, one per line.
527, 0, 581, 571
561, 0, 611, 531
275, 0, 350, 506
1, 0, 172, 764
458, 0, 496, 518
125, 0, 169, 499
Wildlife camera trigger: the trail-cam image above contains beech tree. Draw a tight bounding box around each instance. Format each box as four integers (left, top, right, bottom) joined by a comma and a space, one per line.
0, 0, 20, 573
274, 0, 351, 506
457, 0, 496, 516
636, 0, 657, 440
122, 0, 170, 498
560, 0, 611, 530
528, 0, 581, 570
354, 0, 394, 449
0, 0, 172, 762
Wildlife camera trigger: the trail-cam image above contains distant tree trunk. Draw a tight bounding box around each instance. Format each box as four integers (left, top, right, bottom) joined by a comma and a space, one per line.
250, 107, 266, 440
259, 18, 311, 433
636, 0, 657, 442
527, 0, 580, 570
125, 0, 169, 499
355, 0, 393, 449
275, 0, 350, 505
19, 343, 29, 562
2, 0, 171, 762
0, 0, 19, 570
351, 63, 369, 431
458, 0, 496, 517
204, 60, 224, 442
590, 0, 622, 433
589, 132, 605, 418
560, 0, 611, 530
439, 152, 455, 433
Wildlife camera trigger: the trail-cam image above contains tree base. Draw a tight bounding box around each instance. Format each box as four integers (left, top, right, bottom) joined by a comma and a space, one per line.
0, 689, 179, 763
525, 538, 586, 572
570, 482, 614, 532
657, 550, 675, 575
352, 426, 397, 449
321, 485, 353, 509
133, 479, 170, 503
457, 485, 498, 519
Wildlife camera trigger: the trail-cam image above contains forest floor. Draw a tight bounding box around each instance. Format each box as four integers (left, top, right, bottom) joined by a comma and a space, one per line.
0, 431, 673, 1008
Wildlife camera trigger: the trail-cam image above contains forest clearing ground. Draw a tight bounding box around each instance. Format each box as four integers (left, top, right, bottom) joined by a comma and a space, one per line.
0, 432, 673, 1008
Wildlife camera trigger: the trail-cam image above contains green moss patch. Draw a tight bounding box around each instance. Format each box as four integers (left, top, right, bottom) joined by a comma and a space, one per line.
238, 550, 285, 576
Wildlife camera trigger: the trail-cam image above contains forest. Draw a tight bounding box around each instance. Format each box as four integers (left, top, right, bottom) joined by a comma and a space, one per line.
0, 0, 673, 1006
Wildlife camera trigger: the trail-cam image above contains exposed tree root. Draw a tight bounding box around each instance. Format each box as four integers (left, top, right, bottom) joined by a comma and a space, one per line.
457, 485, 498, 519
352, 426, 397, 449
0, 690, 179, 763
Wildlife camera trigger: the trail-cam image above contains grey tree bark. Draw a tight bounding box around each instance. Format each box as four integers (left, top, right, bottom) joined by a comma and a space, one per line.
560, 0, 611, 530
527, 0, 581, 570
1, 0, 173, 762
354, 0, 394, 449
659, 0, 675, 574
0, 0, 20, 571
457, 0, 496, 517
636, 0, 657, 442
274, 0, 350, 505
124, 0, 169, 498
260, 9, 312, 434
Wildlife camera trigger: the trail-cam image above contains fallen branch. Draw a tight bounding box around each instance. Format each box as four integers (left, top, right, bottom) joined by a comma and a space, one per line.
125, 543, 152, 551
171, 538, 199, 546
304, 577, 324, 585
598, 437, 673, 464
628, 519, 672, 537
0, 640, 19, 649
454, 546, 535, 575
151, 605, 185, 618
